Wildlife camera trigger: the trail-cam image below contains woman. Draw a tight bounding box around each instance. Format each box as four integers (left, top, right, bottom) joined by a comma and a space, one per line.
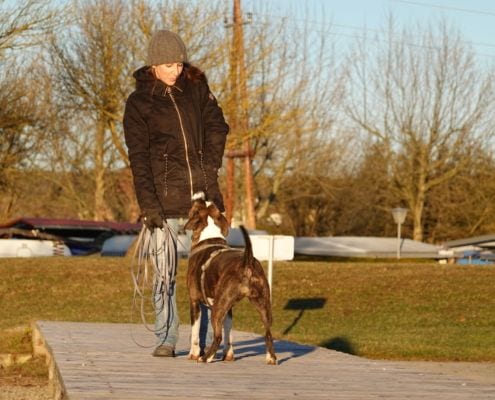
123, 29, 229, 357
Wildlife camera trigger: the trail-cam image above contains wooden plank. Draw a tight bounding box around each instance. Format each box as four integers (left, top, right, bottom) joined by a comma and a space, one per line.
34, 321, 495, 400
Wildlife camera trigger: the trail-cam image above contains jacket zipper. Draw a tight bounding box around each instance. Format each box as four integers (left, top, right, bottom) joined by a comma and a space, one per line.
167, 87, 194, 199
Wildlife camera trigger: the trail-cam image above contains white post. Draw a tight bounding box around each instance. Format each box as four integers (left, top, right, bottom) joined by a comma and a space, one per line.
397, 221, 401, 259
392, 208, 408, 260
249, 233, 293, 301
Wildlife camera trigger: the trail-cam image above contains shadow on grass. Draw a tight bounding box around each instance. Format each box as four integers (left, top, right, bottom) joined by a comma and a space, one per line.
319, 336, 357, 356
283, 297, 327, 335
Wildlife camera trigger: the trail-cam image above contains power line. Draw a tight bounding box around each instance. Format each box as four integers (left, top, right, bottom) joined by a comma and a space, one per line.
390, 0, 495, 17
250, 11, 382, 35
248, 11, 495, 57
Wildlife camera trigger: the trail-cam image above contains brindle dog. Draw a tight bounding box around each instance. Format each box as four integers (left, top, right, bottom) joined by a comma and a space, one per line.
184, 197, 277, 365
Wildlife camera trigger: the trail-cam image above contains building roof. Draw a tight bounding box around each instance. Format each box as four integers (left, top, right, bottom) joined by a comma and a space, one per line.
0, 217, 141, 234
0, 217, 142, 255
444, 234, 495, 249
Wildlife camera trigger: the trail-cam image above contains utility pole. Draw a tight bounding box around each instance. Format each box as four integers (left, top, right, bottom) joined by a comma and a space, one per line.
224, 0, 256, 229
224, 5, 239, 226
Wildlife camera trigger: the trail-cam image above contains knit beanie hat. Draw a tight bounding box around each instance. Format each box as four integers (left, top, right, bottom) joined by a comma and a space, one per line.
147, 29, 188, 66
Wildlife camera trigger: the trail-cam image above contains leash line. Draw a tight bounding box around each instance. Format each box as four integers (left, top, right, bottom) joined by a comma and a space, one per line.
129, 222, 178, 348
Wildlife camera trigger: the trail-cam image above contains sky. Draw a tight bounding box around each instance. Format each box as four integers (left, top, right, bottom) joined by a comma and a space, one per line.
242, 0, 495, 61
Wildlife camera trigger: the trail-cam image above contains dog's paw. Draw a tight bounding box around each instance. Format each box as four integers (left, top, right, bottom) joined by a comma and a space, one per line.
266, 355, 277, 365
198, 354, 217, 363
222, 352, 235, 362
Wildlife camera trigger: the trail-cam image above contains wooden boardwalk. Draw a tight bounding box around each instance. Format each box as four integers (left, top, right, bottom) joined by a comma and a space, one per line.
34, 321, 495, 400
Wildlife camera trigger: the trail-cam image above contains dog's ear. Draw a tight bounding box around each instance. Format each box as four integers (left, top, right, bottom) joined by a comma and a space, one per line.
184, 199, 208, 231
207, 203, 229, 237
184, 217, 197, 231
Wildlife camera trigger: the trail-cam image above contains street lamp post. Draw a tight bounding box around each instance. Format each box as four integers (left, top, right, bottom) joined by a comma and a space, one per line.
391, 208, 408, 259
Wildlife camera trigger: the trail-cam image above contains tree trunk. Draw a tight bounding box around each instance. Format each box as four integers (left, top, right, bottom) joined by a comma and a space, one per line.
93, 120, 111, 220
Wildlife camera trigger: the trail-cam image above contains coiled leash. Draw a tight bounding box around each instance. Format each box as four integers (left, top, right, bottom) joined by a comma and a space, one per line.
130, 222, 180, 347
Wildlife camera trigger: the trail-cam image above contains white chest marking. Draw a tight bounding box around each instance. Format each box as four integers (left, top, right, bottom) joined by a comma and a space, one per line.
199, 216, 225, 242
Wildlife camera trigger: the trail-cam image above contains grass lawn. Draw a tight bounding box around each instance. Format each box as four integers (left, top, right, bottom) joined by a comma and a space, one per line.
1, 256, 494, 367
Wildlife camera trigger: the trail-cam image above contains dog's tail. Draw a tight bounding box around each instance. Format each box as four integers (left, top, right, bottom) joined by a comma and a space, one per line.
239, 225, 255, 268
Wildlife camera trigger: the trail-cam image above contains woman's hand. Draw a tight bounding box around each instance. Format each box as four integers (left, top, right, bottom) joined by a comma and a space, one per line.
142, 209, 164, 230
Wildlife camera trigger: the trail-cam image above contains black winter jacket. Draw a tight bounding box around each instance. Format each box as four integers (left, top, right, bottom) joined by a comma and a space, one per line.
123, 66, 229, 218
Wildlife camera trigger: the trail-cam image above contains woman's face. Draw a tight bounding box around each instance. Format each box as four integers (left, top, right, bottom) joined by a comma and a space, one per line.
153, 62, 184, 86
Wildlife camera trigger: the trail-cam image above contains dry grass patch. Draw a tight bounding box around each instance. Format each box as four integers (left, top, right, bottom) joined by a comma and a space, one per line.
0, 257, 494, 363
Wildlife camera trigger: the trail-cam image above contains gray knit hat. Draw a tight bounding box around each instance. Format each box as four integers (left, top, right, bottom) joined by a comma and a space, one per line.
147, 29, 188, 66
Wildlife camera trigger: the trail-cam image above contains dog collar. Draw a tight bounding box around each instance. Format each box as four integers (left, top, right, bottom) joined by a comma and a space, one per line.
198, 216, 225, 242
189, 243, 228, 258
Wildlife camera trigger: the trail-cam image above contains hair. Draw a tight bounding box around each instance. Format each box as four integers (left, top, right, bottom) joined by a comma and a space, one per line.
147, 63, 207, 95
183, 63, 207, 83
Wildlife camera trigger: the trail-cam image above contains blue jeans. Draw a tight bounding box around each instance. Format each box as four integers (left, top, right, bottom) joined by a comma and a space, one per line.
152, 218, 212, 349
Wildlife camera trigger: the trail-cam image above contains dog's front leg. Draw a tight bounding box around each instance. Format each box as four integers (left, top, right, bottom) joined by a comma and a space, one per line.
187, 300, 201, 360
222, 309, 234, 361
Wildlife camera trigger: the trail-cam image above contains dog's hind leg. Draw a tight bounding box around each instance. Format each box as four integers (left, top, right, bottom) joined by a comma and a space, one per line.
248, 296, 277, 365
200, 297, 236, 363
187, 300, 201, 360
222, 309, 234, 361
199, 310, 223, 362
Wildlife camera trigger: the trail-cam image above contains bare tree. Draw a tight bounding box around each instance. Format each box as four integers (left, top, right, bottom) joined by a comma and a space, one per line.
345, 19, 495, 241
47, 0, 136, 220
425, 149, 495, 242
0, 0, 58, 55
0, 71, 38, 219
0, 0, 61, 219
215, 4, 349, 228
329, 140, 399, 237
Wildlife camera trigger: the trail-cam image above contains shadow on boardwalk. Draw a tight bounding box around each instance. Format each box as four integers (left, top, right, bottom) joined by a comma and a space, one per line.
228, 336, 316, 364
